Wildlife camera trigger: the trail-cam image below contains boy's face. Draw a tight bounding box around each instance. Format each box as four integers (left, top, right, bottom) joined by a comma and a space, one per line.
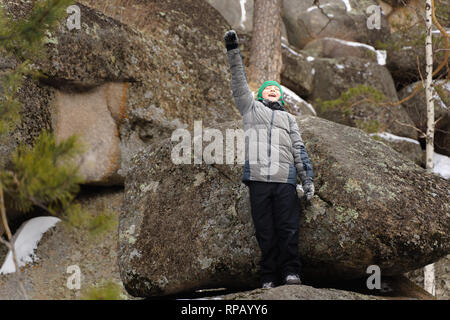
261, 85, 281, 102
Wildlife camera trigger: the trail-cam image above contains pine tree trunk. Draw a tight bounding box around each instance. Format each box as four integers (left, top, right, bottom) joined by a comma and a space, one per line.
424, 0, 436, 297
248, 0, 283, 90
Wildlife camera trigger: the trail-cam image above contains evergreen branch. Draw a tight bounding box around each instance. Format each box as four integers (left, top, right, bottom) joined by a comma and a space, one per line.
0, 0, 89, 299
3, 131, 86, 216
1, 0, 74, 60
348, 97, 378, 109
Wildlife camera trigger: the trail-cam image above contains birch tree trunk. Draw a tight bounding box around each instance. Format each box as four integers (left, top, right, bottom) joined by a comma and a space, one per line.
423, 0, 436, 297
248, 0, 283, 90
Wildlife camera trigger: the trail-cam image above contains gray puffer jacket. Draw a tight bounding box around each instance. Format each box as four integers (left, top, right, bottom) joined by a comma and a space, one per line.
226, 48, 314, 186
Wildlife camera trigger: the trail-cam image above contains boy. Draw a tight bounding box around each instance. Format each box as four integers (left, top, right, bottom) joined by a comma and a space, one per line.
224, 30, 315, 288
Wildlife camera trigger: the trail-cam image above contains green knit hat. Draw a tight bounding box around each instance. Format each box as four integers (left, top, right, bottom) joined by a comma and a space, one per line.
257, 81, 285, 105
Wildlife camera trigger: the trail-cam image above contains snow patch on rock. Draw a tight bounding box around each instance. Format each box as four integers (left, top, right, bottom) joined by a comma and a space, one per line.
0, 216, 61, 274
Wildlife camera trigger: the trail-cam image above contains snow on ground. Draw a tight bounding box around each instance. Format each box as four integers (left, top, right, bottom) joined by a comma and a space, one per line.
370, 132, 420, 145
281, 42, 304, 58
0, 216, 61, 274
433, 152, 450, 180
239, 0, 247, 30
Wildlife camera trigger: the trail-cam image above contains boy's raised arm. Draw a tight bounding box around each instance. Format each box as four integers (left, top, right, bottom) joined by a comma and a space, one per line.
224, 30, 254, 116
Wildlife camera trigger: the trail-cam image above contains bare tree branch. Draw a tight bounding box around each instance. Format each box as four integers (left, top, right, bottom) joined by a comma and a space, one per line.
394, 119, 425, 137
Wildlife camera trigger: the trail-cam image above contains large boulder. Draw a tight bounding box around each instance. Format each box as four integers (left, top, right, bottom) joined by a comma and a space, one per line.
0, 0, 242, 186
398, 80, 450, 157
118, 116, 450, 297
46, 1, 242, 180
0, 0, 242, 238
294, 116, 448, 280
303, 37, 387, 65
282, 85, 317, 117
280, 41, 316, 97
282, 0, 390, 49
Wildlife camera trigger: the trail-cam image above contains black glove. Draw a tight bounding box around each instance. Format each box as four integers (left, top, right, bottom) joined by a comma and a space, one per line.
224, 30, 239, 51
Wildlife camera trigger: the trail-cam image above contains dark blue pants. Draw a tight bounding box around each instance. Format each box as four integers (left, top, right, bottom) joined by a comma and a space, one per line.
247, 181, 301, 285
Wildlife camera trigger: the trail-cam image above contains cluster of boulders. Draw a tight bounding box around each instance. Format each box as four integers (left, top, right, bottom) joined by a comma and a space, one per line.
118, 0, 450, 298
0, 0, 448, 299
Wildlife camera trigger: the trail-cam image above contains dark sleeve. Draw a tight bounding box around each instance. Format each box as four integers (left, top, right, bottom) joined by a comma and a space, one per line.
289, 115, 314, 183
